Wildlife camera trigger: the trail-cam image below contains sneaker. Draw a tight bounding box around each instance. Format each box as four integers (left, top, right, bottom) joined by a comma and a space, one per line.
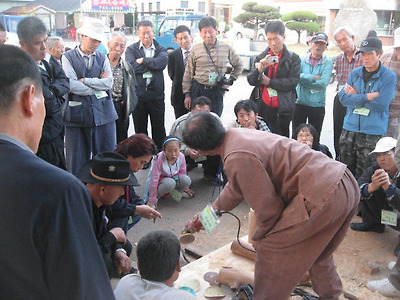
366, 278, 400, 297
388, 261, 396, 270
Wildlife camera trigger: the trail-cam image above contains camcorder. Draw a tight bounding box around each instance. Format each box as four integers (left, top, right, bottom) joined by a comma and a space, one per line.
216, 75, 234, 91
267, 55, 279, 64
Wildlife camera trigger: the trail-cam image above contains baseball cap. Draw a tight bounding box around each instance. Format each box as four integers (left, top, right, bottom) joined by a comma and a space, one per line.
369, 137, 397, 154
356, 37, 382, 54
311, 32, 328, 44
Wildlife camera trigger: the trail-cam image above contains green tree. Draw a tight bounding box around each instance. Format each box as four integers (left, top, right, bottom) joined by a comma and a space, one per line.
281, 10, 320, 43
233, 2, 281, 40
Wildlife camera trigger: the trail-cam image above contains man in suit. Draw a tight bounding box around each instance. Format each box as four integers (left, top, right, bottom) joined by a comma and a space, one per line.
0, 45, 114, 299
168, 25, 193, 118
18, 16, 69, 169
125, 20, 168, 150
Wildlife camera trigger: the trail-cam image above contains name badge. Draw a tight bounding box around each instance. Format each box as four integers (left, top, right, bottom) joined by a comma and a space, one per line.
381, 209, 397, 226
267, 88, 278, 97
353, 107, 370, 116
194, 154, 207, 162
209, 72, 218, 85
143, 71, 153, 79
338, 85, 345, 92
199, 204, 220, 234
95, 91, 108, 99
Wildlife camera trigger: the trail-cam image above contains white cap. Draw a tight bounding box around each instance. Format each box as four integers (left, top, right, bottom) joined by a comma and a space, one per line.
77, 17, 106, 42
369, 137, 397, 154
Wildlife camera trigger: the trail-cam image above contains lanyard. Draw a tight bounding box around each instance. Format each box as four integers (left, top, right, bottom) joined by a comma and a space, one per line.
203, 42, 219, 75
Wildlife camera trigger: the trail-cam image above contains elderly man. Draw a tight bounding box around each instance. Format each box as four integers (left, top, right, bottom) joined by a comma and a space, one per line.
125, 20, 168, 150
247, 21, 300, 137
293, 32, 333, 136
381, 27, 400, 139
332, 27, 363, 159
350, 137, 400, 234
114, 230, 196, 300
77, 152, 146, 278
339, 37, 397, 178
182, 16, 243, 117
0, 45, 114, 299
62, 17, 117, 175
18, 16, 69, 169
183, 112, 359, 300
168, 25, 193, 118
46, 36, 65, 65
107, 31, 138, 143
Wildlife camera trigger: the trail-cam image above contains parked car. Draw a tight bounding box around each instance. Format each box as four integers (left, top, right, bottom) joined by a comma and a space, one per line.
231, 22, 266, 41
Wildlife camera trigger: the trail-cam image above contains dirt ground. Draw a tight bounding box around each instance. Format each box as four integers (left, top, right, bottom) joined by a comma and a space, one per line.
115, 165, 400, 299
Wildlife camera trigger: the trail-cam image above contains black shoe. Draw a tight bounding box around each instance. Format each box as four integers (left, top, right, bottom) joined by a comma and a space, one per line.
203, 174, 222, 186
350, 223, 385, 233
186, 163, 198, 172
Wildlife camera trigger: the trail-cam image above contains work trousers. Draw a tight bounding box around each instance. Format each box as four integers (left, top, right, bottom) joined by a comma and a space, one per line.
65, 122, 116, 175
257, 102, 292, 138
333, 93, 347, 159
293, 103, 325, 137
339, 130, 381, 179
191, 80, 225, 116
132, 99, 166, 151
253, 169, 359, 300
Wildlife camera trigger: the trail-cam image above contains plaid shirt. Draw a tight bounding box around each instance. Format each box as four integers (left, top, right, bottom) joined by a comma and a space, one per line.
334, 47, 363, 90
381, 50, 400, 118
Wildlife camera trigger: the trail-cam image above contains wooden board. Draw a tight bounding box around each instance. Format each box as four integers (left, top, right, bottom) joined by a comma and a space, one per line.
174, 236, 255, 299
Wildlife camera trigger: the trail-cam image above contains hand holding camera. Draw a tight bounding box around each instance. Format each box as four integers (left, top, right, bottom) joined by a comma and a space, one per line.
257, 54, 279, 72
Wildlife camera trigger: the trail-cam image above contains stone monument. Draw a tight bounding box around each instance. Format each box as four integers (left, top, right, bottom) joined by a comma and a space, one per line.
331, 0, 377, 47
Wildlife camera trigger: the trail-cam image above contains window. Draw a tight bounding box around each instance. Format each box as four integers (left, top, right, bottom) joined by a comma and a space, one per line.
149, 2, 152, 12
198, 2, 205, 13
141, 3, 144, 12
181, 1, 188, 8
156, 2, 160, 11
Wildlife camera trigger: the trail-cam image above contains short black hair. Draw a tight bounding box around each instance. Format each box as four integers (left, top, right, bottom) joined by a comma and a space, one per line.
0, 45, 42, 113
17, 16, 47, 43
234, 99, 258, 116
265, 21, 285, 36
198, 16, 217, 31
183, 111, 225, 151
136, 230, 180, 282
293, 123, 320, 150
191, 96, 211, 109
174, 25, 191, 37
137, 20, 153, 29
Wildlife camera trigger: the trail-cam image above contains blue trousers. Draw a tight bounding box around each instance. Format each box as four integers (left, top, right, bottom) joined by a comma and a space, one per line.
65, 122, 116, 175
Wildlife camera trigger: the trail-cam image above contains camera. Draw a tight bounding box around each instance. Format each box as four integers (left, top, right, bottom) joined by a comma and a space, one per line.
267, 55, 279, 64
216, 75, 234, 90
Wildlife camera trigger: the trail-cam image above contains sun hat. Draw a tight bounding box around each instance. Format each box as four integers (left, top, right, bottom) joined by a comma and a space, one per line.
77, 17, 106, 42
77, 152, 139, 186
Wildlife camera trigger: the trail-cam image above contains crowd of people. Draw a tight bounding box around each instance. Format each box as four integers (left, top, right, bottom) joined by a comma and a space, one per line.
2, 13, 400, 299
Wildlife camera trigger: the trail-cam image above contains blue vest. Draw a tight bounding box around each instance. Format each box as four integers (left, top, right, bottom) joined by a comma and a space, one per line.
63, 48, 117, 127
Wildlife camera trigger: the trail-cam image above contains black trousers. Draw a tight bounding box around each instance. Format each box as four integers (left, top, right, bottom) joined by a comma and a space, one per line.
333, 93, 347, 160
191, 80, 225, 116
185, 154, 220, 177
132, 99, 166, 151
257, 102, 292, 138
113, 100, 129, 144
293, 104, 325, 137
37, 136, 66, 170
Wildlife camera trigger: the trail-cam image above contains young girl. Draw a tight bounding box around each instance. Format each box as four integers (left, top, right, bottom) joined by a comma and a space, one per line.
147, 136, 194, 207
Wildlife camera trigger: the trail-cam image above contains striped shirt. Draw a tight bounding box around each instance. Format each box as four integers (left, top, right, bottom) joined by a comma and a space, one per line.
182, 40, 243, 95
334, 47, 362, 90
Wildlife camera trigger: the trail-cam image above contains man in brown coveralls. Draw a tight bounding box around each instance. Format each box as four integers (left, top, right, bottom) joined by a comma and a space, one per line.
183, 111, 359, 300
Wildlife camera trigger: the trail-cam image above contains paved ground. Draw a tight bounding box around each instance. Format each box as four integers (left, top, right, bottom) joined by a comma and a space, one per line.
65, 36, 399, 298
